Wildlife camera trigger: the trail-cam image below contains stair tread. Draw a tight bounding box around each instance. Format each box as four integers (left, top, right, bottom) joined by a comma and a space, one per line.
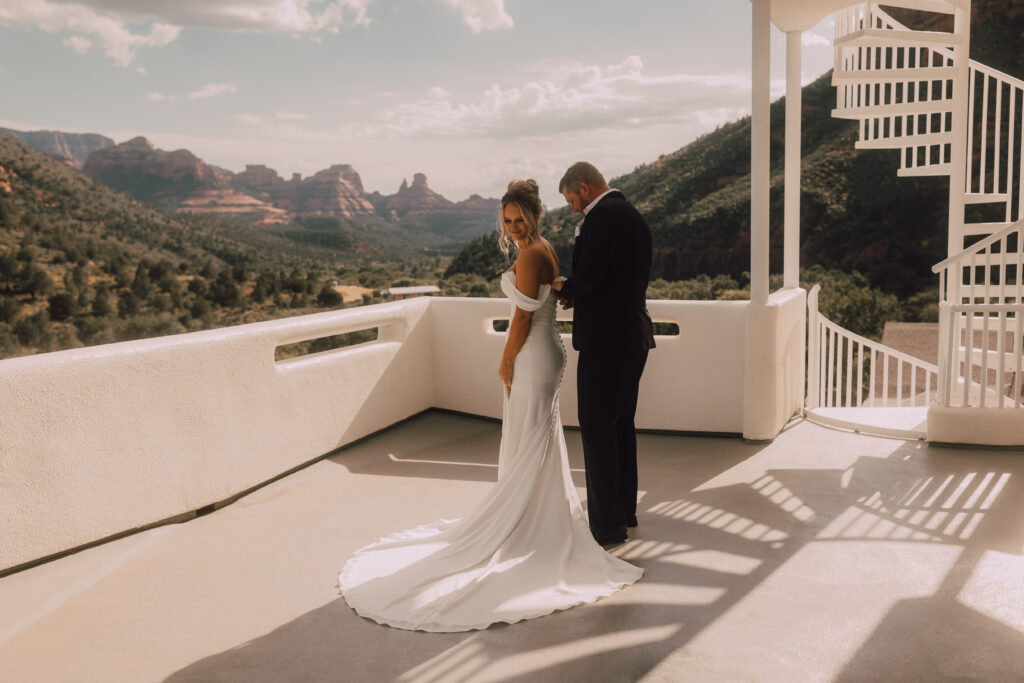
835, 28, 964, 48
879, 0, 961, 13
964, 192, 1009, 204
833, 66, 956, 84
898, 163, 953, 177
857, 131, 952, 150
833, 100, 955, 119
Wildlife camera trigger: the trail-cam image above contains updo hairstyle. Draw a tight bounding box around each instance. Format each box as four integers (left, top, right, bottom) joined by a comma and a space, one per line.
498, 178, 543, 256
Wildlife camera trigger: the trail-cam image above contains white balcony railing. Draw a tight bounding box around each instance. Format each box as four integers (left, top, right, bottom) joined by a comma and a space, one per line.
937, 302, 1023, 408
807, 285, 938, 411
933, 219, 1024, 305
2, 295, 774, 574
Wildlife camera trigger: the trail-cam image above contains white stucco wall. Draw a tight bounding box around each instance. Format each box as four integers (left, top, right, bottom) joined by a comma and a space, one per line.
928, 406, 1024, 446
0, 299, 435, 572
430, 297, 748, 432
1, 295, 755, 572
743, 287, 806, 440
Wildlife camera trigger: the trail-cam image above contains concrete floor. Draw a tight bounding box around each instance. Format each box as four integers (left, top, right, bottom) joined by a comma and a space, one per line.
2, 411, 1024, 682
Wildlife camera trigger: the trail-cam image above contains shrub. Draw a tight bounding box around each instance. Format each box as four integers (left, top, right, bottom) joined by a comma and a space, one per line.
13, 310, 51, 347
316, 285, 343, 308
47, 292, 76, 321
0, 297, 21, 323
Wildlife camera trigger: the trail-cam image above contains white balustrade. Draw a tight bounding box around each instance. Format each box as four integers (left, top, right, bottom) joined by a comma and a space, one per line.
938, 302, 1023, 408
806, 284, 938, 410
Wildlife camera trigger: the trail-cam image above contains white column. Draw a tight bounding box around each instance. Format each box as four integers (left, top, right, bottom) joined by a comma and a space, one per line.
946, 6, 971, 258
784, 30, 802, 289
750, 0, 771, 304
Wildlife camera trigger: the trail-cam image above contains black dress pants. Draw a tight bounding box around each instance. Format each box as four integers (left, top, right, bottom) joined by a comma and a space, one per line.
576, 347, 648, 531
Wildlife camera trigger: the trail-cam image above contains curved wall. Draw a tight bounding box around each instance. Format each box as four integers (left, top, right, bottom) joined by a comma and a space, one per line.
0, 296, 753, 572
0, 299, 435, 572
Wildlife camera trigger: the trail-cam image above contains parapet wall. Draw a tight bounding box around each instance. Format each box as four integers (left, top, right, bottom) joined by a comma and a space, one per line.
0, 296, 757, 573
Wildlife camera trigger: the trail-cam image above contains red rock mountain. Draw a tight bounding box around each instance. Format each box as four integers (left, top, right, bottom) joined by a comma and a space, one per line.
371, 174, 500, 240
0, 127, 114, 169
386, 173, 454, 216
234, 163, 374, 217
83, 137, 236, 206
78, 137, 498, 235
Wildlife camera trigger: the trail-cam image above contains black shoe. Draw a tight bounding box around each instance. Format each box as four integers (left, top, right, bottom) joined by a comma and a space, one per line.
591, 525, 627, 547
625, 514, 638, 528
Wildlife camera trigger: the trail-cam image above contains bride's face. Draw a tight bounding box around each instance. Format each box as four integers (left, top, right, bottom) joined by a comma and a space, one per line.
502, 203, 530, 244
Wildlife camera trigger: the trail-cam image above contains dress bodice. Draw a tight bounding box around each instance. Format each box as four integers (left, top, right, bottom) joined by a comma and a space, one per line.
501, 271, 556, 325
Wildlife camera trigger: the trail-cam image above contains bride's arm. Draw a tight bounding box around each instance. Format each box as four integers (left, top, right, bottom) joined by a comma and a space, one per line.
498, 247, 543, 392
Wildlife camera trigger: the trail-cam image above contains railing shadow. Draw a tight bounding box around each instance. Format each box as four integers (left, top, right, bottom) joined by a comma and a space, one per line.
165, 422, 1024, 682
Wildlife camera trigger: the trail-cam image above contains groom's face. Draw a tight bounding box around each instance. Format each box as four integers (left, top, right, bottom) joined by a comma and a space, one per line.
562, 184, 587, 215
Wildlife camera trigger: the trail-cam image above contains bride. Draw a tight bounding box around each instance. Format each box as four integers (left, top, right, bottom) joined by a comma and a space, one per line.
338, 179, 642, 632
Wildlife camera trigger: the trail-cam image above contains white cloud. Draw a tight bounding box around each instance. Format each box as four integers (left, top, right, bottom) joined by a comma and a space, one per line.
361, 56, 779, 141
235, 113, 263, 125
188, 83, 238, 99
147, 91, 176, 101
441, 0, 512, 33
134, 65, 147, 75
0, 2, 180, 66
275, 110, 308, 120
802, 32, 831, 47
63, 35, 92, 54
35, 0, 373, 31
0, 0, 372, 66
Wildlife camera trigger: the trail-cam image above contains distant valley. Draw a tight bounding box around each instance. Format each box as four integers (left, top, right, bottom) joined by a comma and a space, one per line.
2, 128, 500, 247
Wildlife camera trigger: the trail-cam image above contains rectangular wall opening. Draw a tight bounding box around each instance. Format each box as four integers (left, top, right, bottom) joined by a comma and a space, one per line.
275, 328, 379, 362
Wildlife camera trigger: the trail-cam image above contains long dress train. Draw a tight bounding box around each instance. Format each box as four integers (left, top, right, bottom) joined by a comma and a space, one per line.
337, 271, 642, 632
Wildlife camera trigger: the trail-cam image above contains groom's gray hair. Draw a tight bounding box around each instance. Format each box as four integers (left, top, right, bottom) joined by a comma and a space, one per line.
558, 162, 606, 194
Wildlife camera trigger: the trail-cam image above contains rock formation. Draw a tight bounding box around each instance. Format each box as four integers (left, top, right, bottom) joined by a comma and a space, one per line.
0, 128, 114, 169
83, 137, 234, 207
37, 132, 500, 234
234, 163, 374, 217
386, 173, 454, 216
296, 165, 374, 216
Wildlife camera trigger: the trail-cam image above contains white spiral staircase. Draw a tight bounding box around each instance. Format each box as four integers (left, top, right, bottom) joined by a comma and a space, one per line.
806, 0, 1024, 443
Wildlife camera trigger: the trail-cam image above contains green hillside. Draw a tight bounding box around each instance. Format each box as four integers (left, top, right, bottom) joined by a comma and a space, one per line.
0, 132, 438, 359
453, 0, 1024, 305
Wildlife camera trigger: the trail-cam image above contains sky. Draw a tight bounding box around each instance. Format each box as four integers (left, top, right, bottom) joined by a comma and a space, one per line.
0, 0, 836, 209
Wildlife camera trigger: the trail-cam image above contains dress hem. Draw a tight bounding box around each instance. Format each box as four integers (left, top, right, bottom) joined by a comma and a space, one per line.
337, 566, 643, 633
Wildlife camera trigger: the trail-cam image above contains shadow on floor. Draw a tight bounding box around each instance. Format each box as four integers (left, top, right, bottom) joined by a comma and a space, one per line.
167, 422, 1024, 682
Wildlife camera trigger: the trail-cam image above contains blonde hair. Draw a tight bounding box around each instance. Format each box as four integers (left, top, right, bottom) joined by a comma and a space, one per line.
498, 179, 543, 256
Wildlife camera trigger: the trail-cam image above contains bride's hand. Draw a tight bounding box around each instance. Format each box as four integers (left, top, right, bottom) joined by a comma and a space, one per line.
498, 358, 514, 394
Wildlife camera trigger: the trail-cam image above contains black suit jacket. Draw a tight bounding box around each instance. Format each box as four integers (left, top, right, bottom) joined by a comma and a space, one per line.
559, 191, 655, 353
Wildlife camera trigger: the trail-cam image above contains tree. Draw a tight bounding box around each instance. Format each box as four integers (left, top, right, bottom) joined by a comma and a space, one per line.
0, 252, 18, 283
24, 265, 54, 300
190, 298, 210, 320
92, 286, 112, 317
13, 310, 51, 347
211, 270, 240, 307
0, 297, 21, 323
131, 264, 153, 298
47, 292, 76, 321
149, 259, 176, 292
119, 290, 140, 317
316, 285, 343, 308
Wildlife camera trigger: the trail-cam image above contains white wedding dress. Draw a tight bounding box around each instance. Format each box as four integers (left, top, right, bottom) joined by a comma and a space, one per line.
337, 271, 642, 632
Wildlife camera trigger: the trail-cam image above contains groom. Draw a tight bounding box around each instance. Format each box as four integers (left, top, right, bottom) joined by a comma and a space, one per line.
552, 162, 655, 548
